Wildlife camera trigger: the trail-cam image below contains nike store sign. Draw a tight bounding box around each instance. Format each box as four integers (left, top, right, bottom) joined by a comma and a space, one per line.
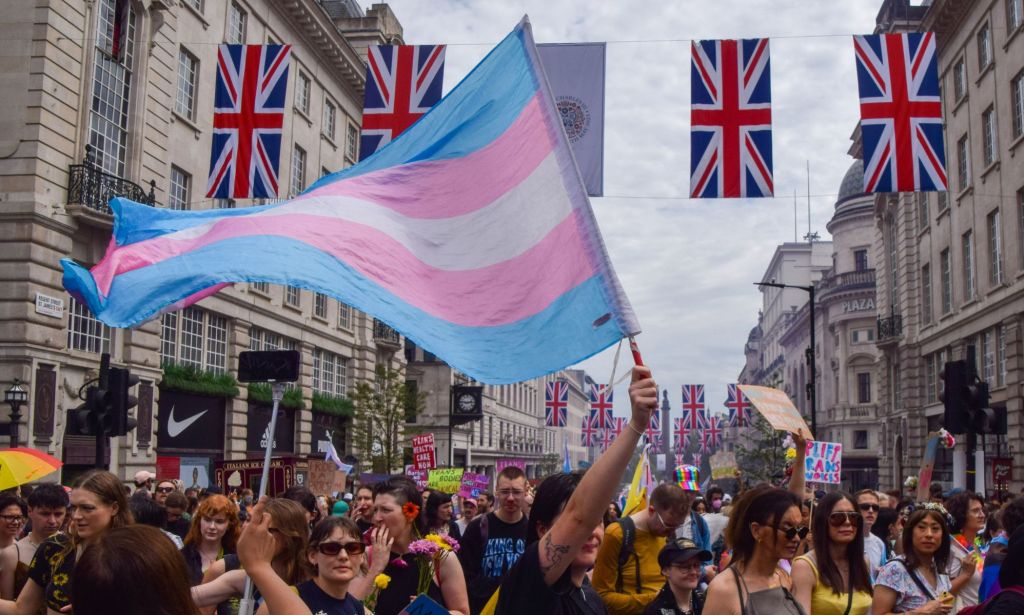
157, 389, 226, 451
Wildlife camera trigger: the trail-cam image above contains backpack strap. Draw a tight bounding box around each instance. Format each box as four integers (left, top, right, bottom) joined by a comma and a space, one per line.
614, 516, 641, 594
480, 512, 490, 545
897, 559, 936, 601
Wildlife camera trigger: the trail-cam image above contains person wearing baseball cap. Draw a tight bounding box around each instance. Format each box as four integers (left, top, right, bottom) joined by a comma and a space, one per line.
644, 537, 711, 615
133, 470, 156, 498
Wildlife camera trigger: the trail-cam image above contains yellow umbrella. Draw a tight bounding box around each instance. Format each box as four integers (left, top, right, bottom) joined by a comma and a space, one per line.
0, 448, 63, 491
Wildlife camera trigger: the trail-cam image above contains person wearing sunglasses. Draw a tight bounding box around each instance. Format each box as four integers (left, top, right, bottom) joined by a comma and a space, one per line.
643, 538, 711, 615
792, 492, 873, 615
854, 489, 887, 580
702, 485, 808, 615
256, 516, 367, 615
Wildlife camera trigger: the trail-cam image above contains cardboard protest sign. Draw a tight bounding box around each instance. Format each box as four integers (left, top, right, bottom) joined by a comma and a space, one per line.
710, 451, 738, 480
916, 432, 942, 501
458, 472, 491, 498
496, 458, 525, 472
407, 467, 429, 490
412, 433, 437, 470
804, 440, 842, 484
427, 468, 464, 494
331, 469, 348, 495
737, 385, 813, 438
307, 459, 336, 496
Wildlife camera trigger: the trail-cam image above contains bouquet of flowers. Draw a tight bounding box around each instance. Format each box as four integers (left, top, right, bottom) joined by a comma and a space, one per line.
407, 533, 460, 596
937, 428, 956, 449
904, 475, 919, 491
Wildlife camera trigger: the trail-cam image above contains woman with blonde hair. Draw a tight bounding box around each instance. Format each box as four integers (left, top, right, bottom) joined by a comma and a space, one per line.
182, 495, 242, 586
0, 469, 133, 615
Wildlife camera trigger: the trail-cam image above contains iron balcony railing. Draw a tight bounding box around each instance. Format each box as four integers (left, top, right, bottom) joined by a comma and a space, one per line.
877, 313, 903, 341
68, 145, 156, 215
373, 319, 401, 346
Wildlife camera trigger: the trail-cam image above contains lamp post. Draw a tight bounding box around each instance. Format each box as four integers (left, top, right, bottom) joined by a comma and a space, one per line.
4, 378, 29, 448
754, 282, 817, 437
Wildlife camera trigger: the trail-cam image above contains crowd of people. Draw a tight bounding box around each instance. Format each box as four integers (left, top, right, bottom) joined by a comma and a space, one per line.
0, 366, 1022, 615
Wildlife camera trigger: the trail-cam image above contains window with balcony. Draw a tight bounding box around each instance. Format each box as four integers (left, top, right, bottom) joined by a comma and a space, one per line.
978, 22, 993, 71
314, 292, 328, 319
160, 307, 228, 373
290, 145, 306, 197
168, 165, 191, 211
953, 56, 967, 102
856, 373, 871, 404
940, 249, 952, 314
854, 249, 868, 271
313, 348, 347, 397
961, 230, 975, 301
323, 99, 336, 141
226, 2, 246, 44
921, 263, 932, 324
67, 295, 111, 354
90, 0, 136, 176
1013, 71, 1024, 138
982, 106, 997, 166
988, 209, 1003, 285
176, 48, 199, 120
957, 135, 970, 191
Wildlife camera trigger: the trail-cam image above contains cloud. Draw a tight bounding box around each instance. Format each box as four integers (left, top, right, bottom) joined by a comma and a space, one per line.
380, 0, 879, 414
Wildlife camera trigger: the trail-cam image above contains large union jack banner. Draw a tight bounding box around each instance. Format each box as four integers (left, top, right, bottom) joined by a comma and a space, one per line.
206, 44, 291, 199
690, 38, 773, 198
589, 383, 614, 430
854, 33, 946, 193
703, 415, 723, 450
725, 383, 751, 428
359, 45, 446, 161
680, 384, 707, 438
545, 380, 568, 427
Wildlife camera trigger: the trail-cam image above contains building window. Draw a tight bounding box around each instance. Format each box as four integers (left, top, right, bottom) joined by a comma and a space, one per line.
988, 209, 1003, 285
312, 348, 347, 397
285, 286, 301, 307
925, 354, 937, 402
295, 71, 310, 115
249, 326, 296, 352
346, 123, 359, 162
89, 0, 136, 176
977, 22, 992, 71
1019, 188, 1024, 269
160, 307, 227, 373
887, 215, 898, 302
854, 249, 868, 271
851, 329, 875, 344
982, 106, 997, 166
953, 56, 967, 102
175, 48, 199, 120
314, 292, 328, 319
168, 165, 191, 210
226, 2, 247, 44
251, 281, 269, 294
1013, 71, 1024, 138
937, 190, 949, 213
940, 249, 952, 314
290, 145, 306, 196
982, 328, 996, 383
961, 230, 975, 302
921, 263, 933, 324
857, 373, 871, 404
853, 430, 869, 450
1011, 0, 1024, 32
917, 193, 929, 230
323, 100, 336, 141
67, 295, 111, 354
997, 325, 1007, 386
184, 0, 203, 13
957, 135, 970, 191
337, 302, 352, 330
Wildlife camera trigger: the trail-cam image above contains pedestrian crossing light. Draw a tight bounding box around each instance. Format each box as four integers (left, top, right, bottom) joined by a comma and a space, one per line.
108, 367, 139, 436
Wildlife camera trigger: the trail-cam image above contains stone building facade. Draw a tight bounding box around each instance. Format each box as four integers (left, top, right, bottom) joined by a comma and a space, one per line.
0, 0, 410, 484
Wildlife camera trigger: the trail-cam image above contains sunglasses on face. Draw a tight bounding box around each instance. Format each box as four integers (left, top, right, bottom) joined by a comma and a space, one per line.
778, 525, 810, 540
317, 541, 366, 557
829, 512, 862, 527
156, 486, 175, 494
858, 503, 880, 512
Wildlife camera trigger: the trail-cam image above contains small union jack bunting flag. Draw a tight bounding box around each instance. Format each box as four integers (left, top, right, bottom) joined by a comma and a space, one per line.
589, 383, 614, 430
690, 38, 774, 198
726, 384, 752, 428
545, 380, 568, 427
359, 45, 446, 160
854, 32, 946, 192
581, 411, 598, 447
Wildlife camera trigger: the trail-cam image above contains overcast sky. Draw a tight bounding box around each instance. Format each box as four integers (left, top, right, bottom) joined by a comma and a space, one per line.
379, 1, 882, 418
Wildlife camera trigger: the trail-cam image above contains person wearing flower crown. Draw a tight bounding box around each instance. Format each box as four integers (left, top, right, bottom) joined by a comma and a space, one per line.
872, 503, 957, 615
944, 491, 986, 609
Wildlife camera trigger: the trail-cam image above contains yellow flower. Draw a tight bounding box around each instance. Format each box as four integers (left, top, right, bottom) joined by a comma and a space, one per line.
785, 448, 797, 462
374, 573, 391, 590
52, 573, 69, 586
425, 534, 451, 551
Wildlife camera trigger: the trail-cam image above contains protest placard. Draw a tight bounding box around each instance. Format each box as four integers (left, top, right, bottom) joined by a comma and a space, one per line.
407, 468, 429, 490
412, 433, 437, 470
427, 468, 464, 494
307, 459, 336, 495
458, 472, 491, 498
331, 469, 348, 495
496, 458, 525, 472
738, 385, 813, 438
710, 451, 738, 480
804, 440, 842, 484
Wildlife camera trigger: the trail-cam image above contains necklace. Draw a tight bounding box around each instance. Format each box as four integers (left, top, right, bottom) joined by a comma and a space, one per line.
678, 592, 693, 614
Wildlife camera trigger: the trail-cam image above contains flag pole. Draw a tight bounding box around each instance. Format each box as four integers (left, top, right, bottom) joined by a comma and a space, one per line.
628, 336, 644, 366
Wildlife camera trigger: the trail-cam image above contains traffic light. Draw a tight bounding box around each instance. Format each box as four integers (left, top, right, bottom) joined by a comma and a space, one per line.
67, 388, 98, 436
108, 367, 139, 436
966, 380, 995, 434
940, 361, 969, 434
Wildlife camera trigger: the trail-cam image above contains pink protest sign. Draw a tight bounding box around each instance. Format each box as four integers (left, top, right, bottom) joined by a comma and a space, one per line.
496, 458, 525, 472
407, 467, 429, 490
458, 472, 490, 498
804, 440, 842, 484
412, 433, 436, 470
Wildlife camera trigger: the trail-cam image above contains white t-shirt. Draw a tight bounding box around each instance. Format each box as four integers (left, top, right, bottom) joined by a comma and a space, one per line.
863, 531, 887, 579
703, 512, 728, 544
947, 538, 981, 608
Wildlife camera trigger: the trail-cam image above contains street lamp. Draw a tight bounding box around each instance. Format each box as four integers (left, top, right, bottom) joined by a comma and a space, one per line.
4, 378, 29, 448
754, 282, 817, 437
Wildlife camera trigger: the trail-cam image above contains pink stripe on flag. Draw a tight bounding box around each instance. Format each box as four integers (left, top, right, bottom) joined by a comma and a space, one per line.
90, 211, 596, 327
301, 94, 554, 219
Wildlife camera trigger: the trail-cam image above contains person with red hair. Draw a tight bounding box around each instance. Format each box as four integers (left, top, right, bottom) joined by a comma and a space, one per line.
181, 495, 241, 586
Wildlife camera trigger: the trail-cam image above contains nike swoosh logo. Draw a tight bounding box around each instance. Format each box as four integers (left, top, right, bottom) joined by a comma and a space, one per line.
167, 405, 208, 438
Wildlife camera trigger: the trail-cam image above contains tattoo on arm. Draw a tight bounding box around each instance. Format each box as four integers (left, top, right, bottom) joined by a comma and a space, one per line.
539, 534, 571, 577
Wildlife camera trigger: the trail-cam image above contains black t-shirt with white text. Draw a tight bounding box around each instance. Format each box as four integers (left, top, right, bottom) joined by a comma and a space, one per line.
458, 512, 528, 614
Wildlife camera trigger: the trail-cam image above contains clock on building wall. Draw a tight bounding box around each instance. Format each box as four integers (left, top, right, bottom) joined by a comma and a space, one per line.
451, 385, 483, 424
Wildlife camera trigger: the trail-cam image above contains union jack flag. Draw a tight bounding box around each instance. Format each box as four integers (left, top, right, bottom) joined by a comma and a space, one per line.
692, 452, 703, 468
726, 384, 752, 428
589, 383, 614, 430
704, 415, 723, 450
854, 33, 946, 193
645, 409, 661, 448
673, 418, 689, 450
681, 385, 706, 438
674, 453, 686, 467
581, 411, 598, 447
613, 417, 626, 437
545, 380, 568, 427
690, 38, 773, 198
598, 423, 617, 452
359, 45, 446, 160
206, 45, 291, 199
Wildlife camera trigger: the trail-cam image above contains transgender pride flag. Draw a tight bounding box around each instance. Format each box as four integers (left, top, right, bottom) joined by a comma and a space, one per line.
60, 18, 639, 384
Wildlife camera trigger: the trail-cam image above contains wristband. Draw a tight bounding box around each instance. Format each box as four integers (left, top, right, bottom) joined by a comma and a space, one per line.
627, 421, 645, 437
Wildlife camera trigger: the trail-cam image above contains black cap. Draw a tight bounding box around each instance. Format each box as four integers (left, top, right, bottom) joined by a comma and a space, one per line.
658, 537, 711, 568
